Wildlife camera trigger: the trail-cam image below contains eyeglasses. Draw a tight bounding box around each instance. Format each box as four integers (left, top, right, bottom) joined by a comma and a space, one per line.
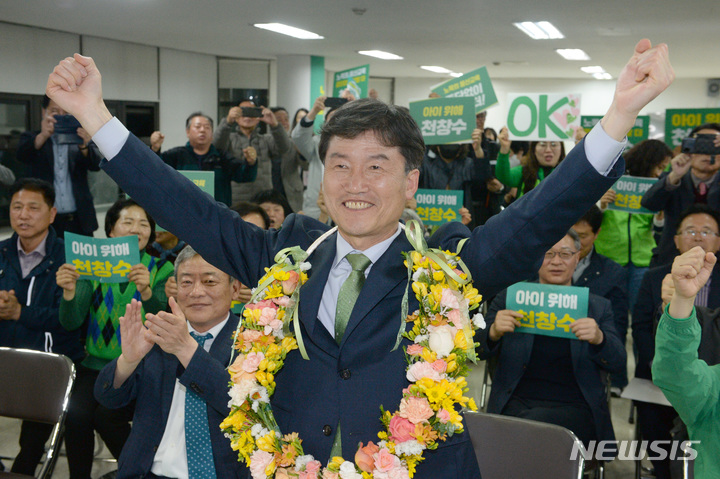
537, 142, 561, 149
544, 249, 578, 260
677, 229, 720, 238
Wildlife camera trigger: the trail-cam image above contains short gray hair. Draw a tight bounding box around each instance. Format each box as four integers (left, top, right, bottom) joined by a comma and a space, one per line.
567, 228, 582, 251
174, 245, 235, 283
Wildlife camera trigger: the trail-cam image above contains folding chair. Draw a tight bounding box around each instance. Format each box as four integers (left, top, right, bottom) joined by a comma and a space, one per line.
465, 411, 585, 479
0, 347, 76, 479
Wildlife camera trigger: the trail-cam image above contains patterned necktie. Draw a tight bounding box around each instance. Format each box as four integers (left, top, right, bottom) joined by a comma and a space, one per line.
334, 253, 372, 344
185, 332, 217, 479
330, 253, 371, 459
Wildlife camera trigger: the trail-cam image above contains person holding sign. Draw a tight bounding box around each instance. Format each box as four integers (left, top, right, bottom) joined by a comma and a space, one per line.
479, 230, 626, 448
56, 198, 174, 479
652, 246, 720, 479
494, 127, 566, 200
642, 123, 720, 267
46, 39, 671, 478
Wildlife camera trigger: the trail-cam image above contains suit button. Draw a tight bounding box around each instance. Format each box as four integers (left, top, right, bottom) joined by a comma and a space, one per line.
323, 425, 333, 436
340, 369, 351, 380
103, 381, 110, 389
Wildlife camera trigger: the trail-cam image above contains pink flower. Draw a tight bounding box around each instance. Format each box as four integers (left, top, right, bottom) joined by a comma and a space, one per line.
388, 415, 415, 443
258, 307, 278, 326
387, 468, 411, 479
447, 309, 468, 328
355, 441, 380, 472
228, 354, 253, 383
406, 344, 423, 356
431, 359, 447, 374
282, 270, 300, 295
439, 288, 461, 310
273, 295, 293, 308
406, 361, 443, 382
374, 449, 401, 472
275, 468, 290, 479
436, 409, 451, 424
249, 450, 274, 479
321, 471, 338, 479
245, 299, 277, 311
242, 329, 262, 343
242, 352, 264, 373
399, 396, 434, 424
304, 460, 322, 475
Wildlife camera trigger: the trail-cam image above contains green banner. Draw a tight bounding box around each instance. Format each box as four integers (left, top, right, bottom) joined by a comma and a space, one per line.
311, 55, 326, 134
506, 282, 589, 339
608, 175, 657, 214
665, 108, 720, 148
180, 170, 215, 197
414, 189, 463, 225
408, 97, 475, 145
507, 93, 581, 141
581, 115, 649, 145
333, 64, 369, 99
65, 232, 140, 283
430, 66, 498, 113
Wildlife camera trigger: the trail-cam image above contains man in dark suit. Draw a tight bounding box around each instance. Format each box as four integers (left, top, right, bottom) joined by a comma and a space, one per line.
632, 204, 720, 479
15, 95, 102, 238
572, 205, 629, 391
48, 39, 674, 478
641, 123, 720, 267
479, 230, 626, 447
95, 247, 243, 478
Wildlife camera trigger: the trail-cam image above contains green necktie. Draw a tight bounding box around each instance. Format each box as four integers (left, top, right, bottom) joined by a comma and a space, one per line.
334, 253, 371, 344
330, 253, 371, 459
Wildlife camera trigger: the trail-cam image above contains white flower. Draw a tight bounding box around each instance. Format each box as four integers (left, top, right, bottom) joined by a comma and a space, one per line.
472, 312, 486, 330
427, 324, 455, 358
339, 461, 363, 479
300, 262, 312, 271
412, 268, 427, 282
413, 334, 428, 344
228, 379, 255, 407
394, 439, 425, 457
294, 455, 314, 471
250, 423, 271, 439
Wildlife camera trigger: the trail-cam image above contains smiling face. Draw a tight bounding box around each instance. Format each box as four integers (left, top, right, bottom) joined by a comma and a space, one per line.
109, 205, 152, 250
176, 254, 237, 332
10, 189, 56, 249
674, 213, 720, 254
534, 141, 563, 167
322, 131, 419, 250
538, 235, 579, 286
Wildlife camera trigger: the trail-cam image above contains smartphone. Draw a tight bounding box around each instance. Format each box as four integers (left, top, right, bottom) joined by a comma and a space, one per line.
53, 114, 83, 145
241, 107, 264, 118
681, 134, 720, 156
324, 97, 349, 109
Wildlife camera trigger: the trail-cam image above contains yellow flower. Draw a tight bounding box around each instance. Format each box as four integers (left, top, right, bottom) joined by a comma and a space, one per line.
264, 460, 277, 477
412, 281, 428, 298
468, 397, 478, 411
256, 433, 277, 453
273, 269, 290, 281
454, 330, 467, 350
432, 270, 445, 282
421, 348, 437, 364
264, 284, 284, 299
281, 337, 297, 352
300, 271, 309, 284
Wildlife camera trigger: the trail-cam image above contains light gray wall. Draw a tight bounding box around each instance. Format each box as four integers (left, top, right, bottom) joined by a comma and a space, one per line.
277, 55, 312, 120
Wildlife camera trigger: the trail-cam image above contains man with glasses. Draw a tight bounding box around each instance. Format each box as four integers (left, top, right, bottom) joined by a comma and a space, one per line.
632, 204, 720, 479
479, 229, 625, 449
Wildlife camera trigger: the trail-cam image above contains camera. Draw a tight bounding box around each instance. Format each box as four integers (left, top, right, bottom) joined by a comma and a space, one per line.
53, 115, 83, 145
324, 97, 349, 109
681, 134, 720, 156
240, 107, 264, 118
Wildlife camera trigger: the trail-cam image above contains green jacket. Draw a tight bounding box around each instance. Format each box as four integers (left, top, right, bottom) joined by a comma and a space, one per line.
595, 209, 656, 267
60, 252, 174, 370
494, 152, 548, 198
652, 307, 720, 479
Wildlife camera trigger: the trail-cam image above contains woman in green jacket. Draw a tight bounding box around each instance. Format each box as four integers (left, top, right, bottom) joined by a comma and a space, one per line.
595, 139, 672, 310
495, 126, 566, 199
56, 198, 174, 479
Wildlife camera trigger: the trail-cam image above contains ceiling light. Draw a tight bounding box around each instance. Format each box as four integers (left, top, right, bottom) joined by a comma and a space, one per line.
581, 66, 605, 74
450, 72, 463, 78
513, 21, 564, 40
253, 23, 323, 40
556, 49, 590, 61
593, 72, 613, 80
358, 50, 403, 60
421, 66, 452, 74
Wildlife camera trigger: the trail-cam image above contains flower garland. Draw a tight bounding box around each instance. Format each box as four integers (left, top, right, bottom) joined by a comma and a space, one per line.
220, 222, 485, 479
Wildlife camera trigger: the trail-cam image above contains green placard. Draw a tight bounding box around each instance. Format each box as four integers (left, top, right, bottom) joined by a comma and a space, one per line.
414, 189, 463, 226
333, 64, 369, 99
506, 282, 589, 339
408, 97, 475, 145
507, 93, 581, 141
608, 175, 658, 214
180, 170, 215, 197
311, 55, 326, 134
65, 232, 140, 283
430, 66, 498, 113
581, 115, 649, 145
665, 108, 720, 148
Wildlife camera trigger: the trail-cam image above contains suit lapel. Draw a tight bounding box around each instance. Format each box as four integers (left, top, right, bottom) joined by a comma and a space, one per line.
209, 313, 240, 364
160, 349, 179, 421
340, 234, 412, 348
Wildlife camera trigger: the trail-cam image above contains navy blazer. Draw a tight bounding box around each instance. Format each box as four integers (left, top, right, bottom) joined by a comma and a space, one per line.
101, 132, 622, 478
632, 263, 720, 380
479, 289, 626, 443
641, 171, 720, 267
16, 131, 101, 234
94, 314, 244, 479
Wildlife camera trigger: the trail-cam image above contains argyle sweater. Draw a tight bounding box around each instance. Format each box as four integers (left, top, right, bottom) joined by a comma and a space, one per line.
60, 252, 174, 370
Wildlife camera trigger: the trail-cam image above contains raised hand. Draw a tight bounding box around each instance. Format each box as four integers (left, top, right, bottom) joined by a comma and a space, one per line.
668, 246, 717, 319
144, 296, 197, 367
56, 263, 80, 300
489, 309, 523, 341
118, 299, 153, 364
